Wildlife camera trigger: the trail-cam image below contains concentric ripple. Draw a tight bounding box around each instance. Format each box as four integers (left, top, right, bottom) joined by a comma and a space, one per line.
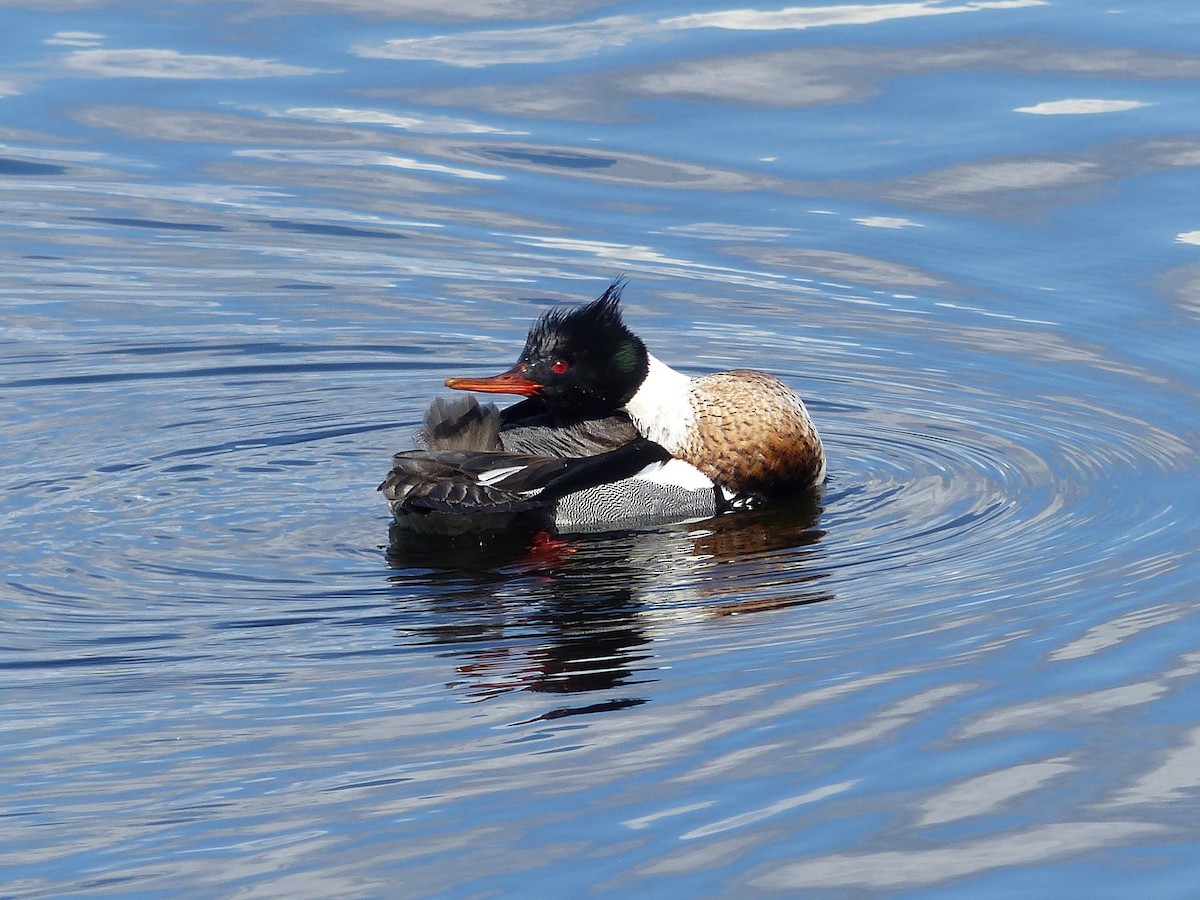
808, 356, 1192, 623
8, 329, 1187, 653
4, 301, 1198, 896
354, 328, 1195, 667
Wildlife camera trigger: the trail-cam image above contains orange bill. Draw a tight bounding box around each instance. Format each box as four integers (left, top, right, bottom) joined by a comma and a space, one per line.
445, 365, 540, 397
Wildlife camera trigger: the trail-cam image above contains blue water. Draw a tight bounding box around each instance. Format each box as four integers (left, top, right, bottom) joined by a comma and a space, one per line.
3, 0, 1199, 896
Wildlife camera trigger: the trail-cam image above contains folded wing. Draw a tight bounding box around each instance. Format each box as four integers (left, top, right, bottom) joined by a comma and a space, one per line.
380, 395, 671, 528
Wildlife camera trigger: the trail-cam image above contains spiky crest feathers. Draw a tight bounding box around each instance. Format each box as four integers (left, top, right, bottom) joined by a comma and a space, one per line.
516, 279, 648, 410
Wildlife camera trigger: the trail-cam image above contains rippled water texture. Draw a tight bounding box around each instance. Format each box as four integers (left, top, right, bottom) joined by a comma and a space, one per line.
3, 0, 1200, 896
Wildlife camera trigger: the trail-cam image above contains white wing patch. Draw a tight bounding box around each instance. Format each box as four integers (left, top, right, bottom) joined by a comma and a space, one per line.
633, 457, 714, 491
476, 464, 527, 486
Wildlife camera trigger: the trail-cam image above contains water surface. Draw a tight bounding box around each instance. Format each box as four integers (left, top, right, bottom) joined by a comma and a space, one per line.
3, 0, 1199, 896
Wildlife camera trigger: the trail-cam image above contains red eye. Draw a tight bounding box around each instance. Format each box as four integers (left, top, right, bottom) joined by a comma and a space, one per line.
551, 359, 569, 375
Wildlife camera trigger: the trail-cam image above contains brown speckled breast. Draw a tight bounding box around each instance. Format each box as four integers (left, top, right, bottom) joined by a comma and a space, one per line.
682, 370, 825, 498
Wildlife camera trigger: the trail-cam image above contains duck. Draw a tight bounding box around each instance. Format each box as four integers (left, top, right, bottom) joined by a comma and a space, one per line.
380, 280, 825, 533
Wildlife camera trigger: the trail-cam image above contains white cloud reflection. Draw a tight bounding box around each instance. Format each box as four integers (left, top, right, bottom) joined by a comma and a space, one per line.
422, 39, 1200, 120
277, 106, 528, 135
357, 0, 1048, 67
232, 148, 505, 181
853, 216, 924, 228
63, 49, 332, 79
1015, 98, 1154, 115
1103, 725, 1200, 807
357, 16, 645, 67
665, 0, 1047, 31
752, 822, 1165, 890
0, 142, 111, 165
45, 31, 105, 47
667, 222, 796, 241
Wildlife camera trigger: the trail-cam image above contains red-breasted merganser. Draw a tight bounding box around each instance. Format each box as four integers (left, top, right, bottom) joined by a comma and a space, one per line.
380, 281, 825, 533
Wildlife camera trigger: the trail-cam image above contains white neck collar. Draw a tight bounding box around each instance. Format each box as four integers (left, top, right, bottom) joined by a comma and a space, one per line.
623, 354, 694, 453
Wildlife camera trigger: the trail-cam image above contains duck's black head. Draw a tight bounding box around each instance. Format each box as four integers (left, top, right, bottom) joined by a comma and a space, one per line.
446, 280, 649, 415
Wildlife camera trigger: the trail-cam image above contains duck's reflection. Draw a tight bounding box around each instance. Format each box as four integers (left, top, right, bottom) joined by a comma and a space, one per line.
384, 498, 830, 714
